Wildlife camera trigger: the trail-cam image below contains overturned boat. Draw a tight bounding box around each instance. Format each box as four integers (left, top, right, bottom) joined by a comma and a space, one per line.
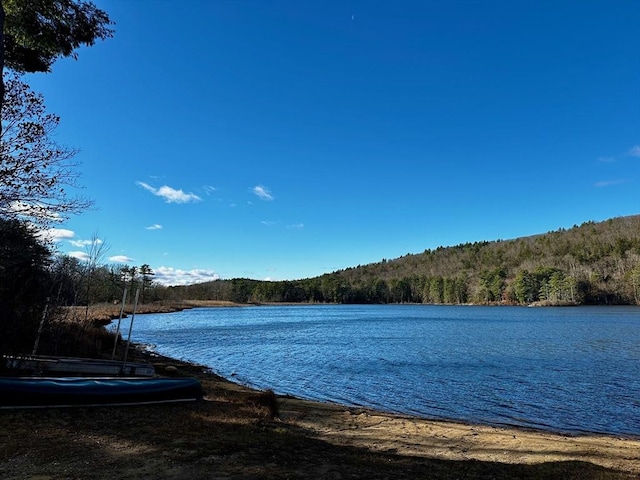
0, 376, 203, 408
3, 354, 155, 377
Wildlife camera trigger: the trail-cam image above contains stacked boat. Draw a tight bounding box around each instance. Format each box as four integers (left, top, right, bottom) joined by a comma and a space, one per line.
1, 355, 203, 408
4, 354, 156, 377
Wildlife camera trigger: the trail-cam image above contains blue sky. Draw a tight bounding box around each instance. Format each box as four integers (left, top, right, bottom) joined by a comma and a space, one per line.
27, 0, 639, 285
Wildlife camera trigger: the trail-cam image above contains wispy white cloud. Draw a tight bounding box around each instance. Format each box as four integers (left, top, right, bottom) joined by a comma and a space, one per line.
109, 255, 134, 263
599, 145, 640, 163
136, 181, 202, 204
69, 238, 103, 248
252, 185, 274, 201
145, 224, 163, 230
69, 251, 90, 261
594, 179, 628, 188
261, 220, 277, 226
287, 223, 304, 229
153, 266, 220, 286
261, 268, 279, 281
204, 185, 218, 195
38, 228, 75, 242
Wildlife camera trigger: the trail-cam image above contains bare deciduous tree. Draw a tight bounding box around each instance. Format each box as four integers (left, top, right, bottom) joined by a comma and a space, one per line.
82, 233, 108, 320
0, 74, 91, 225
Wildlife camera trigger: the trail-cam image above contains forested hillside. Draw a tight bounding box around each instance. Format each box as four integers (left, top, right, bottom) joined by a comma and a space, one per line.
14, 215, 637, 315
168, 215, 640, 306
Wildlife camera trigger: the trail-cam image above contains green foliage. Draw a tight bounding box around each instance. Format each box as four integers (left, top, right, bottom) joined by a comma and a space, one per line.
3, 0, 114, 73
514, 267, 578, 305
0, 218, 51, 355
477, 268, 506, 303
139, 263, 154, 303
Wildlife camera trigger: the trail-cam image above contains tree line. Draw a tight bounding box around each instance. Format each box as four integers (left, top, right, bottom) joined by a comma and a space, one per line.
163, 215, 640, 306
34, 214, 634, 308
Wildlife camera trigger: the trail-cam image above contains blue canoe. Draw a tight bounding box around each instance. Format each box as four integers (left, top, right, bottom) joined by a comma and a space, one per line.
0, 376, 203, 408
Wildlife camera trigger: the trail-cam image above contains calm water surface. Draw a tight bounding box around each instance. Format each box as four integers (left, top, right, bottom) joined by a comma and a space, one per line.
126, 305, 640, 436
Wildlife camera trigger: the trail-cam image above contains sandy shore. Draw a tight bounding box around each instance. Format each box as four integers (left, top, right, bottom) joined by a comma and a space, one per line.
154, 350, 640, 476
281, 396, 640, 474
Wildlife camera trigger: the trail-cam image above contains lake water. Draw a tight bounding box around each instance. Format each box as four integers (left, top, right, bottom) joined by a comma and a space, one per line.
125, 305, 640, 436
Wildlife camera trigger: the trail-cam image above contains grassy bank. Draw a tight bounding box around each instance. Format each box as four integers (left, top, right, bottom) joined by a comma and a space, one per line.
61, 300, 244, 325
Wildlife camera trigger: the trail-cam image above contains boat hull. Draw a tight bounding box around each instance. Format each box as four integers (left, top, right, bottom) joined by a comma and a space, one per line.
0, 377, 203, 408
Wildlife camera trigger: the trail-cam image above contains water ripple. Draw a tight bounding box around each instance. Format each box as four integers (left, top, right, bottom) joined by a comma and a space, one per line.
129, 305, 640, 436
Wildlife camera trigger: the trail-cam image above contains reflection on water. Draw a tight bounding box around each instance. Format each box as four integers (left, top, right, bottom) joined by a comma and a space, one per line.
128, 305, 640, 436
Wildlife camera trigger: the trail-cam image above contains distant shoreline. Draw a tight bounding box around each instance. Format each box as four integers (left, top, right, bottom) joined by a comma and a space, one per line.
77, 300, 633, 327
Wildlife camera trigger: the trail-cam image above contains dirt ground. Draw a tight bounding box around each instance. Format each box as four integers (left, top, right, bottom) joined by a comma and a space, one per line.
1, 350, 638, 480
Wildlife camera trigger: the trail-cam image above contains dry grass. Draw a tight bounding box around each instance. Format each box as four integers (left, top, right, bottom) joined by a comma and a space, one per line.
59, 302, 192, 325
182, 300, 246, 308
60, 301, 244, 326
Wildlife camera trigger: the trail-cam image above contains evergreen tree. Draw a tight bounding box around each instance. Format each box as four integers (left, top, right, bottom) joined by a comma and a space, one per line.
0, 0, 114, 133
0, 218, 51, 355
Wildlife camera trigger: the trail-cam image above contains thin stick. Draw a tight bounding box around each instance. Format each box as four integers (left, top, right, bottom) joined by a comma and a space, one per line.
31, 298, 50, 356
110, 288, 128, 360
121, 288, 140, 374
